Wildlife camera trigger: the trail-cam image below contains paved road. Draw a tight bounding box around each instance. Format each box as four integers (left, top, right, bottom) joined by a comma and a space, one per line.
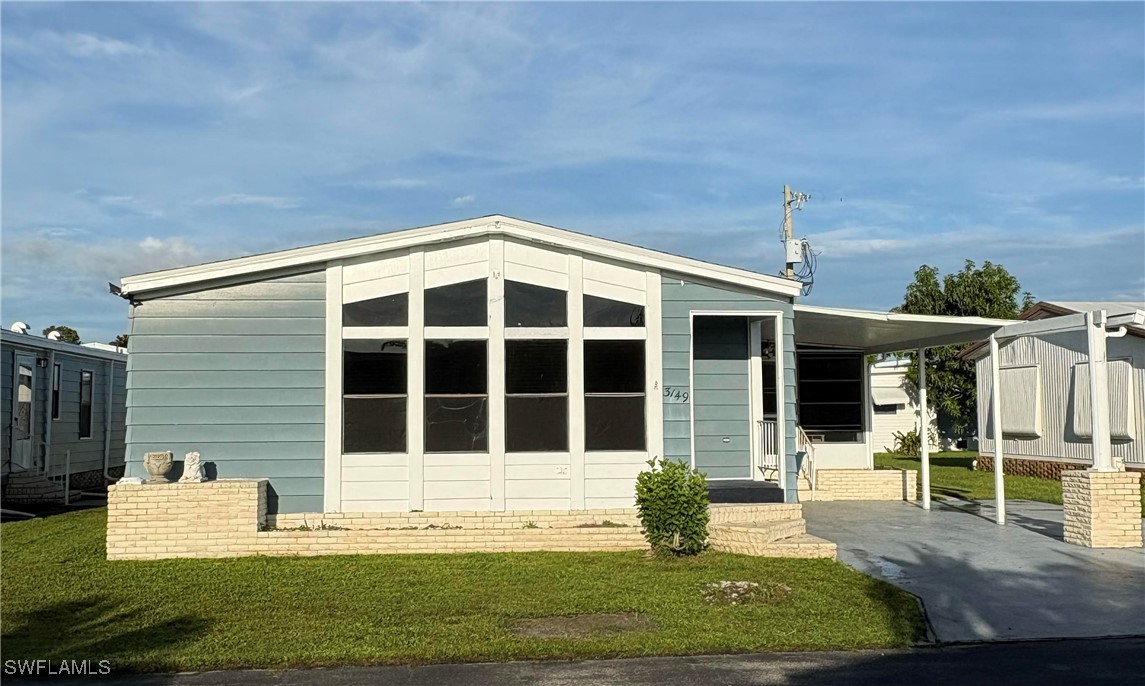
803, 499, 1145, 642
12, 639, 1145, 685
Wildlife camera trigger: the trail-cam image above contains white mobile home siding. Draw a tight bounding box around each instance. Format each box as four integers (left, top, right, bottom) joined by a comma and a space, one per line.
977, 330, 1145, 465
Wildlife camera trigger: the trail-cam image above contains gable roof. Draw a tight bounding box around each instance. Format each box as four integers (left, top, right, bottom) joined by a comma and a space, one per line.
119, 215, 804, 299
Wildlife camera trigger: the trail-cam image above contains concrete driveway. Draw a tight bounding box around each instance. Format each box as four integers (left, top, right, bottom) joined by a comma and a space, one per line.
803, 499, 1145, 643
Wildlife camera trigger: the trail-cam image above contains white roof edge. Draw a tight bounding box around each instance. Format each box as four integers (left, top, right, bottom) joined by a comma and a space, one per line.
793, 303, 1013, 328
119, 215, 804, 298
0, 330, 127, 361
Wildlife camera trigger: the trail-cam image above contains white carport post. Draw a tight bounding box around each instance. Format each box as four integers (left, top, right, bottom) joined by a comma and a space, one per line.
918, 346, 930, 510
988, 333, 1006, 525
1085, 310, 1116, 472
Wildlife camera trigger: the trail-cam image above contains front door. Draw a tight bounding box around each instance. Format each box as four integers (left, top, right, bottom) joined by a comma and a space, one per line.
691, 316, 753, 480
11, 355, 36, 470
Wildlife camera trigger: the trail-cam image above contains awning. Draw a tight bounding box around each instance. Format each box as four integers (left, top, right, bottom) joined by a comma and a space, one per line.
871, 386, 911, 406
794, 304, 1010, 354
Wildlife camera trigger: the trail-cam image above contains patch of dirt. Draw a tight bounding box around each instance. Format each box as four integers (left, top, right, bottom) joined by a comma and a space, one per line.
509, 612, 658, 639
701, 580, 793, 606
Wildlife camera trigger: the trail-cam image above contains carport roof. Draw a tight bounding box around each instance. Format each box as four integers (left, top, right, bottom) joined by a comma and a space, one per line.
793, 304, 1010, 354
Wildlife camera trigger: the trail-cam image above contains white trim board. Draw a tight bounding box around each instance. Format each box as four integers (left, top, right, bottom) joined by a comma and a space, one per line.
120, 215, 803, 299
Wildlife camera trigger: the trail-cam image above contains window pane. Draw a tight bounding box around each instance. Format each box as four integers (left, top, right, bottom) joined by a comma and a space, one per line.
584, 294, 644, 327
506, 396, 568, 452
344, 397, 407, 453
585, 340, 644, 393
426, 341, 487, 394
80, 371, 93, 438
799, 380, 861, 403
425, 279, 487, 326
52, 364, 61, 420
506, 340, 567, 394
343, 293, 408, 327
798, 403, 863, 431
505, 280, 567, 327
585, 395, 645, 450
798, 352, 863, 381
344, 340, 407, 395
426, 397, 488, 452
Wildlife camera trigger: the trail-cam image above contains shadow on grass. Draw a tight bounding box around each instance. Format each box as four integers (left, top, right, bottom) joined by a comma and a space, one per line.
1, 596, 210, 677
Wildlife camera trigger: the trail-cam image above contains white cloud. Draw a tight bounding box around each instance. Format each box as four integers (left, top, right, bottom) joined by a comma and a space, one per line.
7, 31, 152, 59
195, 194, 301, 210
450, 194, 477, 208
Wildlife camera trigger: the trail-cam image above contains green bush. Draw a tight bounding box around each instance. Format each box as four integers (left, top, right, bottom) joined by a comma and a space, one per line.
634, 458, 710, 555
888, 427, 940, 456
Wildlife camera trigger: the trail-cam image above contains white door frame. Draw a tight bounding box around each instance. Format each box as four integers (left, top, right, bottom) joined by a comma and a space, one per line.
688, 310, 785, 482
11, 353, 37, 471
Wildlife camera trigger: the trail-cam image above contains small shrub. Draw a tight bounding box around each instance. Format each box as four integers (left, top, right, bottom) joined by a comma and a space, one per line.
634, 457, 709, 556
889, 427, 939, 456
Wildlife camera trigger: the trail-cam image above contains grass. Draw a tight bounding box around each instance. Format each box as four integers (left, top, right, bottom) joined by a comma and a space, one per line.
875, 451, 1145, 513
1, 509, 925, 673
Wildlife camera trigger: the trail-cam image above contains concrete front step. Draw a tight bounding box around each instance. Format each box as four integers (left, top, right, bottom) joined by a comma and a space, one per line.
708, 517, 836, 559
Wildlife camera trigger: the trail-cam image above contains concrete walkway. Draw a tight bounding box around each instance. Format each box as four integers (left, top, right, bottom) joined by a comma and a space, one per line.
803, 499, 1145, 643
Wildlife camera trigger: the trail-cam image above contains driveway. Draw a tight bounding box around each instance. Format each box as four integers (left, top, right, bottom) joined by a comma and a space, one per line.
803, 499, 1145, 643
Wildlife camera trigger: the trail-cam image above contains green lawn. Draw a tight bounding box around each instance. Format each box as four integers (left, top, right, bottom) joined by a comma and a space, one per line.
1, 509, 924, 673
875, 451, 1145, 513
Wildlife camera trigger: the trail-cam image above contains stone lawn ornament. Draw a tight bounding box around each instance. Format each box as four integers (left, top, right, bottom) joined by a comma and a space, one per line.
180, 451, 205, 483
143, 451, 174, 483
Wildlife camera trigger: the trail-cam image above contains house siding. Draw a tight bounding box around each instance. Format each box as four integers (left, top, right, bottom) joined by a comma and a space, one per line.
660, 275, 794, 479
976, 330, 1145, 466
125, 272, 326, 513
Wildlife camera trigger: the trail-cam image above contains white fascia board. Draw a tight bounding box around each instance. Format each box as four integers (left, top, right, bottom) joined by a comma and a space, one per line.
119, 215, 804, 300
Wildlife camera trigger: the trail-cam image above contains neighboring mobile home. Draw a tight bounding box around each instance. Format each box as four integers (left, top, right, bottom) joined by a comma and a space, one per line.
1, 328, 127, 499
115, 215, 1005, 514
868, 359, 957, 454
962, 301, 1145, 478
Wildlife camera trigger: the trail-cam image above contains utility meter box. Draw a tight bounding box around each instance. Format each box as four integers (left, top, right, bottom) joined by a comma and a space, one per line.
784, 238, 804, 264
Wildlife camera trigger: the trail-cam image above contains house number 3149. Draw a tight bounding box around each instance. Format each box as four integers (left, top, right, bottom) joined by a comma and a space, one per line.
663, 387, 689, 403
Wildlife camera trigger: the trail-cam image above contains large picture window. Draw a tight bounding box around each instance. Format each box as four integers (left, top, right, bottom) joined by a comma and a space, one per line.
79, 370, 93, 439
425, 340, 488, 452
584, 340, 645, 450
343, 340, 407, 453
506, 340, 568, 452
796, 349, 863, 433
425, 279, 487, 326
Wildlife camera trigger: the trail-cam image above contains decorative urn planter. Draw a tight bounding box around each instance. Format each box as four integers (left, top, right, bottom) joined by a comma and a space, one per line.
143, 451, 174, 483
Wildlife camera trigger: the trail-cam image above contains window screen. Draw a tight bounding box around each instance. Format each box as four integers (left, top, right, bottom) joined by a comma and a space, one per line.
343, 293, 408, 327
52, 364, 61, 420
506, 340, 568, 451
425, 279, 487, 326
426, 340, 488, 452
584, 340, 645, 450
796, 350, 863, 431
584, 294, 644, 327
79, 370, 93, 439
505, 281, 567, 327
343, 340, 407, 453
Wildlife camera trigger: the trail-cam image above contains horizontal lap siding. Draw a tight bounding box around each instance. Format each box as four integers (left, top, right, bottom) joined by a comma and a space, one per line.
693, 318, 751, 479
126, 272, 325, 513
660, 276, 794, 478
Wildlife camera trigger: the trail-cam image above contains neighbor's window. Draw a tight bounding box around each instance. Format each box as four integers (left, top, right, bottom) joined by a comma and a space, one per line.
79, 370, 93, 439
505, 281, 567, 327
52, 363, 61, 420
343, 293, 408, 327
796, 350, 863, 433
425, 340, 488, 452
873, 404, 898, 415
584, 340, 645, 450
343, 340, 407, 453
584, 294, 644, 327
425, 279, 487, 327
506, 340, 568, 452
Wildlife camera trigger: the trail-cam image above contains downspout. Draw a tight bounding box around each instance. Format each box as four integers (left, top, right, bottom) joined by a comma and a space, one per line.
102, 359, 114, 481
43, 350, 55, 477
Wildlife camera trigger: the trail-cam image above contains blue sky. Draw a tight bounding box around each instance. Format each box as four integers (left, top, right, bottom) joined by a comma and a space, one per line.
3, 2, 1143, 344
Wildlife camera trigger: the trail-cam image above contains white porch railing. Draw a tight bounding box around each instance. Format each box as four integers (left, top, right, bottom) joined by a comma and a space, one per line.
756, 419, 780, 479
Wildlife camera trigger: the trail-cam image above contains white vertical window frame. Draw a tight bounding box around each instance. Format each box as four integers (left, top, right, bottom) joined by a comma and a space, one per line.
408, 249, 426, 510
644, 270, 664, 463
323, 263, 344, 512
488, 238, 507, 511
568, 255, 586, 509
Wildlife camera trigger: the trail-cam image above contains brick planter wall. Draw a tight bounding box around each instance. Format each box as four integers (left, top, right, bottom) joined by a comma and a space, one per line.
977, 455, 1145, 480
813, 469, 918, 502
1062, 470, 1143, 549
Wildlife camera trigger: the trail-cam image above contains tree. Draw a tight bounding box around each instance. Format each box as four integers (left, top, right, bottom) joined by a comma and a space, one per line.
42, 325, 81, 344
109, 334, 130, 348
894, 260, 1034, 439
